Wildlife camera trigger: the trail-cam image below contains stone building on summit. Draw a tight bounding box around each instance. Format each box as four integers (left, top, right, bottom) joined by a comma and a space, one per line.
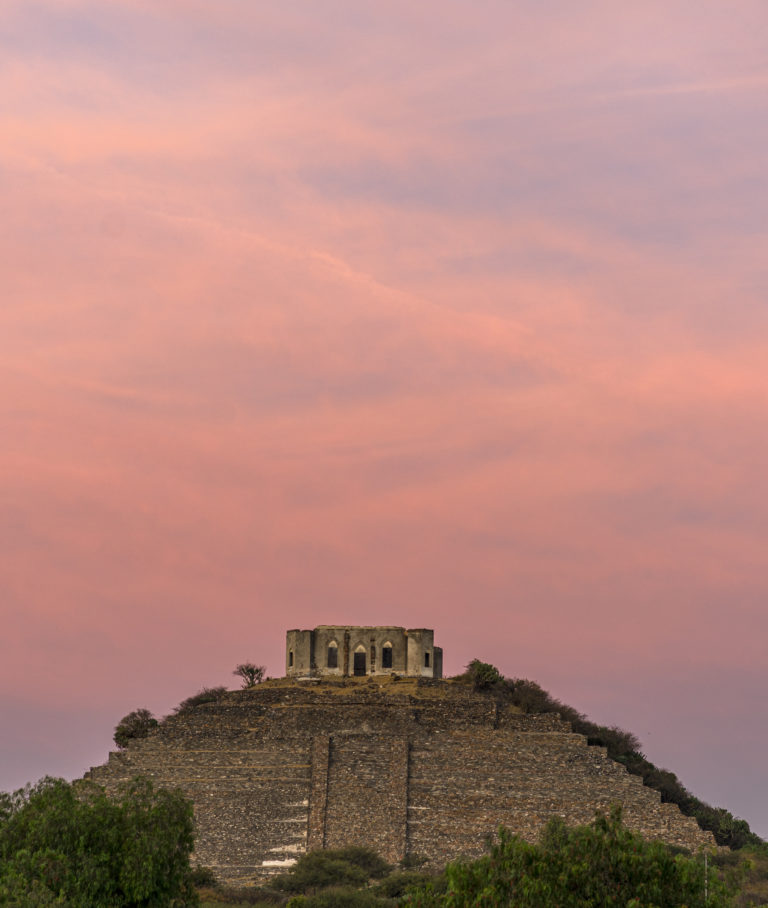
86, 624, 713, 886
286, 626, 443, 679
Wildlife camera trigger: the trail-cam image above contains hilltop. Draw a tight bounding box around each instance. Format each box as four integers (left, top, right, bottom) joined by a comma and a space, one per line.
88, 672, 714, 886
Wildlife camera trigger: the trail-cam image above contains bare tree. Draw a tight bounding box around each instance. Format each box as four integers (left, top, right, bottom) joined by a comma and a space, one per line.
233, 662, 265, 689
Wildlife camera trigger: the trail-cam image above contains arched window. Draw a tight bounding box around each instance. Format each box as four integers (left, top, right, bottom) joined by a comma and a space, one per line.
327, 641, 338, 669
353, 644, 366, 676
382, 642, 393, 669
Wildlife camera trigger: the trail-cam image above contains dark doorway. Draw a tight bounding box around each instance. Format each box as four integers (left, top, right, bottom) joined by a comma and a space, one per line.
353, 650, 366, 676
382, 645, 393, 669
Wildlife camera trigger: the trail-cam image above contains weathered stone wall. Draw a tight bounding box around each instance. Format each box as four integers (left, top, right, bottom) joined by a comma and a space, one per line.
286, 630, 313, 678
286, 627, 443, 679
86, 678, 713, 885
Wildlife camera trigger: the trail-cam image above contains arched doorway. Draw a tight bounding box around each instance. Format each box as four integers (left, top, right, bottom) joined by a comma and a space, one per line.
327, 640, 338, 668
382, 642, 393, 669
353, 644, 366, 676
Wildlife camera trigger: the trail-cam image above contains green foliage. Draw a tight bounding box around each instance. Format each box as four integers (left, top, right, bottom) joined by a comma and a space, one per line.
198, 886, 282, 907
329, 847, 391, 880
273, 848, 390, 894
727, 845, 768, 906
233, 663, 266, 689
175, 686, 228, 713
199, 852, 440, 908
287, 887, 384, 908
465, 660, 503, 691
505, 678, 558, 715
0, 775, 197, 907
273, 854, 367, 893
190, 866, 218, 888
496, 675, 764, 850
113, 708, 159, 749
198, 885, 283, 906
404, 806, 737, 908
373, 870, 435, 898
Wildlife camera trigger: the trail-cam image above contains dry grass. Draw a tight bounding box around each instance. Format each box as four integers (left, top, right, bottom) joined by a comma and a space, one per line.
243, 675, 465, 699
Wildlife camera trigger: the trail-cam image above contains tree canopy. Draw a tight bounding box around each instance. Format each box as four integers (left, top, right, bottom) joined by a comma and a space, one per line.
0, 776, 197, 907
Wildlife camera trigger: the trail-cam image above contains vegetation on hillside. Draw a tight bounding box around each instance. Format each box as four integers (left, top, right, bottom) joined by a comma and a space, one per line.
0, 776, 197, 906
134, 661, 761, 852
460, 660, 763, 849
4, 775, 768, 906
174, 686, 229, 713
197, 846, 441, 908
403, 806, 739, 908
196, 821, 768, 907
114, 707, 159, 749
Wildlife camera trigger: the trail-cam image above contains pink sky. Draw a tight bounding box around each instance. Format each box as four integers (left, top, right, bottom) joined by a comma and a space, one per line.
2, 1, 768, 836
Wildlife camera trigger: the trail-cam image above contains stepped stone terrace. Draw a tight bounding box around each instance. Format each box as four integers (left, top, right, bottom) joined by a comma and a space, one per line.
87, 670, 713, 885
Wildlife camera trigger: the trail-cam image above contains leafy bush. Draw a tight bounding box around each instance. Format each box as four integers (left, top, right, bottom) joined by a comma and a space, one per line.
373, 870, 435, 898
287, 887, 384, 908
113, 708, 158, 749
190, 864, 218, 887
273, 854, 366, 893
273, 848, 391, 895
175, 686, 228, 713
403, 807, 738, 908
465, 659, 503, 691
0, 776, 197, 906
328, 846, 391, 879
505, 678, 558, 713
200, 884, 284, 905
200, 885, 284, 905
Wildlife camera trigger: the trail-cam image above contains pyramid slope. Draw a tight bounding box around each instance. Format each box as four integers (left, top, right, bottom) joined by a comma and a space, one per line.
87, 678, 713, 885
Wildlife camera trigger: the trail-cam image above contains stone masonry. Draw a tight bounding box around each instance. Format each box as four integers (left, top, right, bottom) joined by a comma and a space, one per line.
86, 677, 713, 886
286, 626, 443, 680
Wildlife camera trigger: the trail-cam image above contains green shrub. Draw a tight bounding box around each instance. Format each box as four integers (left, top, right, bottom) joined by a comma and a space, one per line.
175, 686, 228, 713
190, 864, 218, 887
326, 847, 391, 879
465, 659, 502, 691
287, 887, 385, 908
273, 853, 368, 893
113, 708, 158, 749
373, 870, 434, 898
274, 847, 391, 897
403, 807, 736, 908
200, 884, 283, 905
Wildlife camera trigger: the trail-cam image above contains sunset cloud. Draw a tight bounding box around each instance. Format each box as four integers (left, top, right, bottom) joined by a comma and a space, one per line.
1, 0, 767, 837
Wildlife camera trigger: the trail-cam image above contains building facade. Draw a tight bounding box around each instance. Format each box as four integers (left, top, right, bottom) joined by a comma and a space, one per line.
286, 625, 443, 679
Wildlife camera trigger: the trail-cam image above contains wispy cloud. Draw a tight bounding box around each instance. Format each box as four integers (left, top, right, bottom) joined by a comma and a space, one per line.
599, 72, 768, 99
2, 0, 768, 838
